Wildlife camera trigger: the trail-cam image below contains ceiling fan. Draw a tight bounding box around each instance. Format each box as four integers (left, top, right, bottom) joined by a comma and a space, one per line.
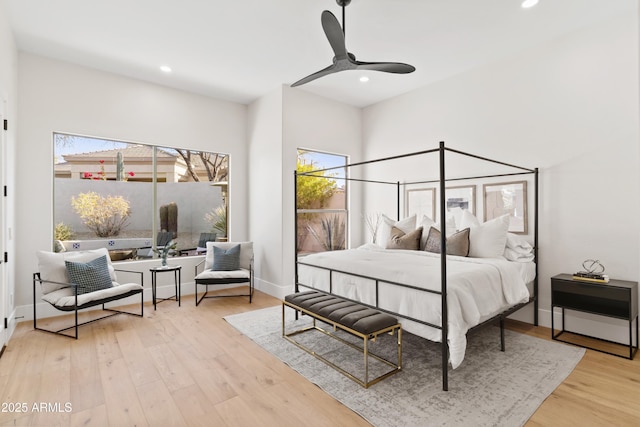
291, 0, 416, 87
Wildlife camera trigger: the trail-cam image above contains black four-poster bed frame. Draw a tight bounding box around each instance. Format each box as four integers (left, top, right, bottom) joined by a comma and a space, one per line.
294, 141, 539, 391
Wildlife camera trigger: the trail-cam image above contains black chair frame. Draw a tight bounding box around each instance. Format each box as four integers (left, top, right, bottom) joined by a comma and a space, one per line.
33, 268, 144, 339
194, 259, 254, 305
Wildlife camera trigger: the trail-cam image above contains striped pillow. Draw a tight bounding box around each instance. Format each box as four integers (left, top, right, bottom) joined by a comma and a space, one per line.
212, 244, 241, 271
65, 255, 114, 295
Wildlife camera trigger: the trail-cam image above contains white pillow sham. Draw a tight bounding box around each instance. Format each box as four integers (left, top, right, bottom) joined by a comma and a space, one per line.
379, 214, 416, 247
418, 214, 457, 250
503, 232, 534, 261
459, 210, 510, 258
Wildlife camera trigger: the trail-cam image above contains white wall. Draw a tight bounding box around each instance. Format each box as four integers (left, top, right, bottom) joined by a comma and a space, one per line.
248, 85, 362, 299
15, 54, 248, 315
247, 88, 284, 296
0, 1, 18, 338
282, 86, 363, 297
363, 13, 640, 341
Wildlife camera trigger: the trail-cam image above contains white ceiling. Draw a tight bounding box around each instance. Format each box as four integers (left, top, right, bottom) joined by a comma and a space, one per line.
5, 0, 635, 107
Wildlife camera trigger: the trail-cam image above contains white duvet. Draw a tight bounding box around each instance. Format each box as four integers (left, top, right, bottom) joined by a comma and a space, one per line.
297, 244, 532, 368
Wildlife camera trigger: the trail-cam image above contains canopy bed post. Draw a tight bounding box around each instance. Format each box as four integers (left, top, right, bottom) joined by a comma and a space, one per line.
439, 141, 449, 391
294, 170, 299, 294
534, 167, 539, 326
396, 181, 401, 220
294, 170, 300, 321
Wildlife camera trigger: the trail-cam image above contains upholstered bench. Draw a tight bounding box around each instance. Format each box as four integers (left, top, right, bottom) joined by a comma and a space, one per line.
282, 290, 402, 388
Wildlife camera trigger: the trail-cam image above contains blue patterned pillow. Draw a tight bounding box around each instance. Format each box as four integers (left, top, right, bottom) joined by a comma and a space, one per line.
65, 255, 113, 295
212, 244, 241, 271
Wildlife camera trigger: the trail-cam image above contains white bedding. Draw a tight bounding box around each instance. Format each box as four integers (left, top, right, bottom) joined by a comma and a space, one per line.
297, 244, 532, 368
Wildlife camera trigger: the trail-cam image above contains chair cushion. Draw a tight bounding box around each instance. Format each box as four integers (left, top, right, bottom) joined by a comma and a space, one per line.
195, 268, 250, 281
42, 282, 143, 308
212, 244, 240, 271
37, 248, 117, 294
65, 255, 113, 295
205, 241, 253, 270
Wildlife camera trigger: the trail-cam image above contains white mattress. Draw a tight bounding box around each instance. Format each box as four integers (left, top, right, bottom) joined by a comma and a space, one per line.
297, 244, 533, 368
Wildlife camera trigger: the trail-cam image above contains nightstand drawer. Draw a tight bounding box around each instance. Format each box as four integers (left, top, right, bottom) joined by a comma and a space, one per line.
551, 274, 638, 319
552, 281, 631, 318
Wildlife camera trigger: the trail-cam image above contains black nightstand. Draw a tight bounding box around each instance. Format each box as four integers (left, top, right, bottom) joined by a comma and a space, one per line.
551, 273, 638, 359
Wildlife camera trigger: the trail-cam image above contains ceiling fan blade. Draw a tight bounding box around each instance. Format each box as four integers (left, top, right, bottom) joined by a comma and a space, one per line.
321, 10, 348, 59
292, 6, 415, 87
291, 64, 339, 87
354, 61, 416, 74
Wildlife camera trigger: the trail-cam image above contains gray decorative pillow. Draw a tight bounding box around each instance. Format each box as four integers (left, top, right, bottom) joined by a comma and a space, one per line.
424, 227, 470, 257
386, 226, 422, 250
65, 255, 114, 295
213, 244, 241, 271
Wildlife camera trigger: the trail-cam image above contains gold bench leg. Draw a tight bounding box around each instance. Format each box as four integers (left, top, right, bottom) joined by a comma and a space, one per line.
364, 336, 369, 387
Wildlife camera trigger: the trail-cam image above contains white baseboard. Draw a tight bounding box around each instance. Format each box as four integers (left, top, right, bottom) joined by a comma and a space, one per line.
254, 278, 292, 300
16, 280, 252, 323
509, 306, 635, 346
549, 307, 635, 345
18, 285, 635, 348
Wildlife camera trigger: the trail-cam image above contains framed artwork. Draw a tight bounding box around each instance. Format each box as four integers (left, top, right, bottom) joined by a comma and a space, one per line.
483, 181, 528, 234
405, 188, 436, 221
445, 185, 476, 215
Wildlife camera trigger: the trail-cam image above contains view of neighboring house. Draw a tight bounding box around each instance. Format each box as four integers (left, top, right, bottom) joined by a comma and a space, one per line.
55, 143, 228, 183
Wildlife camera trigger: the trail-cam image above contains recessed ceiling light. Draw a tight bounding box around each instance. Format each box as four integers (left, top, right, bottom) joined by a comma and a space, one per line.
359, 76, 370, 83
160, 65, 172, 73
521, 0, 539, 8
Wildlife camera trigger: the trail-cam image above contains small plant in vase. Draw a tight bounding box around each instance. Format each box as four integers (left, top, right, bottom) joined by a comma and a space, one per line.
153, 240, 177, 266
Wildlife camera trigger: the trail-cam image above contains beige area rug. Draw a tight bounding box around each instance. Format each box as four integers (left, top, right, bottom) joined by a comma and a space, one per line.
225, 306, 585, 427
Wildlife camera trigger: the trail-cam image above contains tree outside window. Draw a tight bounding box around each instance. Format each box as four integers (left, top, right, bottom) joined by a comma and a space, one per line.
296, 149, 347, 254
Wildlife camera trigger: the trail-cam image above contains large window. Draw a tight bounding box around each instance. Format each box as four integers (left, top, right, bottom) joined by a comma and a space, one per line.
53, 133, 229, 261
296, 149, 347, 254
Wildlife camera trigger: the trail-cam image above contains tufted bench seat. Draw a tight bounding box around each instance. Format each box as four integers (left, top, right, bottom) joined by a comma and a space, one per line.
283, 290, 402, 388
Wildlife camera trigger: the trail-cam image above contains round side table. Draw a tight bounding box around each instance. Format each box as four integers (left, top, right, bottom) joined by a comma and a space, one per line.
149, 265, 182, 310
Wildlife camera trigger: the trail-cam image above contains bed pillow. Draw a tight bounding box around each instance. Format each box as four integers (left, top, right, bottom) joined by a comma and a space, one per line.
379, 214, 416, 245
424, 227, 470, 257
386, 226, 422, 250
418, 215, 457, 250
466, 214, 510, 258
458, 209, 481, 229
504, 233, 534, 261
212, 244, 241, 271
64, 255, 114, 295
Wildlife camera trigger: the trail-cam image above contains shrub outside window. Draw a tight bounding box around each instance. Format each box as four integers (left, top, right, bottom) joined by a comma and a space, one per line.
296, 149, 347, 255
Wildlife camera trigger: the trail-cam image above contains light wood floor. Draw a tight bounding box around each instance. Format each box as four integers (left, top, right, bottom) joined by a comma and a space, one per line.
1, 289, 638, 426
